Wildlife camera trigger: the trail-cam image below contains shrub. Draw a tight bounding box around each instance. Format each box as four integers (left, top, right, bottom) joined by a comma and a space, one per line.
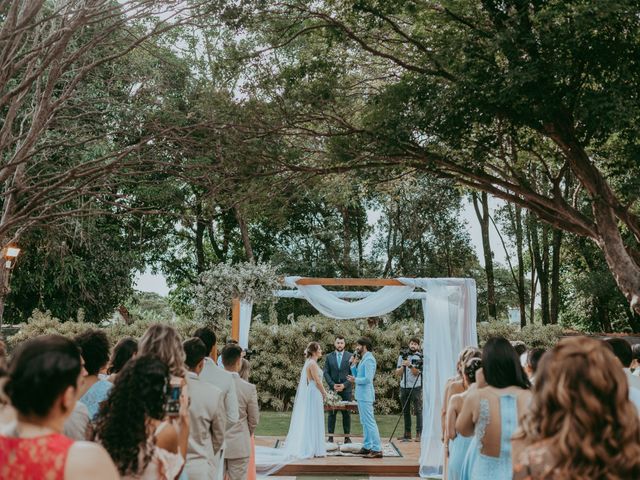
478, 321, 564, 349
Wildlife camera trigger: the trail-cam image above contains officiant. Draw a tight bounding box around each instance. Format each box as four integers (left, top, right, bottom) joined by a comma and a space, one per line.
323, 335, 353, 443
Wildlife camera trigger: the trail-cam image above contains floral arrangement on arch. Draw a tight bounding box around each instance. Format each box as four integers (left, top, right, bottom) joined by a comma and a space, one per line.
193, 261, 281, 328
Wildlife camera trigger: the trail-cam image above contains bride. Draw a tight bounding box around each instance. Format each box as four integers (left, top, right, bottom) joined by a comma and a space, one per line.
282, 341, 328, 458
255, 342, 328, 473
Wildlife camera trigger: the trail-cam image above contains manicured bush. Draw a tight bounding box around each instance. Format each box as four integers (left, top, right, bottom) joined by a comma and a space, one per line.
478, 321, 564, 348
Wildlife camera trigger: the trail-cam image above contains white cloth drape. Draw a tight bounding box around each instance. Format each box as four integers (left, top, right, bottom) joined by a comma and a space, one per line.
398, 278, 478, 478
238, 300, 253, 349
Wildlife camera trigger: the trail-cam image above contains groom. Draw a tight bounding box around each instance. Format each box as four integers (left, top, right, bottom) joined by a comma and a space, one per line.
347, 336, 383, 459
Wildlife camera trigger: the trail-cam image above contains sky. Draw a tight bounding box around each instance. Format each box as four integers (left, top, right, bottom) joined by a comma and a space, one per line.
134, 196, 508, 297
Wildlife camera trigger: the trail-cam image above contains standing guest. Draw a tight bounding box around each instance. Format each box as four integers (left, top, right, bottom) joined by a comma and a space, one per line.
183, 338, 226, 480
347, 337, 383, 459
513, 337, 640, 479
106, 337, 137, 383
0, 335, 119, 480
632, 344, 640, 376
138, 323, 186, 378
394, 336, 423, 442
604, 337, 640, 412
524, 348, 546, 384
194, 327, 240, 425
75, 329, 112, 420
95, 355, 189, 480
64, 355, 91, 441
222, 344, 259, 480
323, 335, 353, 444
446, 358, 483, 480
456, 337, 531, 479
239, 358, 251, 381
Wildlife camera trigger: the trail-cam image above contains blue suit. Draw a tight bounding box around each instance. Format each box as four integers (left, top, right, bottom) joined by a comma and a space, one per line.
351, 351, 381, 451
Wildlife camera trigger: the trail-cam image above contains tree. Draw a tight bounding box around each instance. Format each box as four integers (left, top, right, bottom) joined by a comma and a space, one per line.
471, 191, 497, 320
236, 0, 640, 314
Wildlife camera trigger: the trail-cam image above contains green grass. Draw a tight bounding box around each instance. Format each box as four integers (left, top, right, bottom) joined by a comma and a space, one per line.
255, 411, 411, 439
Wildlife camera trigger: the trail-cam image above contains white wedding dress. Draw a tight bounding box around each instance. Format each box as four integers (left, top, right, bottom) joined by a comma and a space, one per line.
255, 359, 326, 475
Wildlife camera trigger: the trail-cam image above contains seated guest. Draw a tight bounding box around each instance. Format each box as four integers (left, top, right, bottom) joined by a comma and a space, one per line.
75, 329, 112, 420
183, 338, 226, 480
456, 337, 531, 479
222, 344, 259, 480
0, 335, 118, 480
446, 357, 483, 480
632, 344, 640, 376
513, 337, 640, 479
139, 324, 186, 377
95, 355, 189, 480
524, 348, 546, 384
605, 337, 640, 412
194, 327, 239, 425
64, 355, 91, 440
106, 337, 137, 383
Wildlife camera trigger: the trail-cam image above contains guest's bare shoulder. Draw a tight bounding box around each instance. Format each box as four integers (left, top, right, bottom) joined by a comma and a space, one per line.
65, 441, 119, 480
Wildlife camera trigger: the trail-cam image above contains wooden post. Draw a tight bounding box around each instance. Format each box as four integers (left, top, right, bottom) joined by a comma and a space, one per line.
231, 297, 240, 342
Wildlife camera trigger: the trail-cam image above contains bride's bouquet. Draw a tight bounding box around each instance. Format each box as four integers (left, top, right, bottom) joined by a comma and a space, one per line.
324, 390, 343, 407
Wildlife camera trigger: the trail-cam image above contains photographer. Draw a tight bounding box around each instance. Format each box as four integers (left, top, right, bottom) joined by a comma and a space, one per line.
395, 337, 423, 442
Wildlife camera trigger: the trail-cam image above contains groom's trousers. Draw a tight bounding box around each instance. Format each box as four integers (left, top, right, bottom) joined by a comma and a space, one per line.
357, 400, 381, 451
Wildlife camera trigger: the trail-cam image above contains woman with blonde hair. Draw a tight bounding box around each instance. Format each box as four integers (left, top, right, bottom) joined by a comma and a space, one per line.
138, 324, 186, 377
513, 337, 640, 479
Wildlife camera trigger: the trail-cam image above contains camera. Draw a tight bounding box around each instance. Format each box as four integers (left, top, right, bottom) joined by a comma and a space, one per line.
243, 348, 257, 360
400, 348, 411, 360
400, 348, 423, 371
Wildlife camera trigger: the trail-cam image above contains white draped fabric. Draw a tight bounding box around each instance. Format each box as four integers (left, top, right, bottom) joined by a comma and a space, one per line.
238, 299, 253, 349
246, 276, 477, 478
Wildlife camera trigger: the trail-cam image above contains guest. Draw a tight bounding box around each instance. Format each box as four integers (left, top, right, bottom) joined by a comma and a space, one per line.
183, 338, 226, 480
75, 329, 112, 420
194, 327, 239, 425
0, 335, 119, 480
95, 355, 189, 479
513, 337, 640, 479
632, 344, 640, 376
441, 347, 481, 441
239, 357, 251, 381
323, 335, 353, 444
64, 355, 91, 440
139, 323, 186, 377
511, 341, 527, 357
106, 337, 137, 382
222, 344, 259, 480
524, 348, 545, 384
446, 357, 483, 480
456, 337, 531, 479
605, 337, 640, 412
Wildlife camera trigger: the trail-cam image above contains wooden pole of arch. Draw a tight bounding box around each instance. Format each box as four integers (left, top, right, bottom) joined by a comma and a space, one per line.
230, 278, 405, 343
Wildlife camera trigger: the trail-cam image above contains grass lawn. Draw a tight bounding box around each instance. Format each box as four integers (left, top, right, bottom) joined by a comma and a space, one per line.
255, 411, 410, 440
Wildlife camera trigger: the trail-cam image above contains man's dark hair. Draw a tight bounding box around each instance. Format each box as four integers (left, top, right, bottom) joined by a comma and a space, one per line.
5, 335, 82, 417
75, 329, 110, 376
605, 338, 633, 368
183, 338, 207, 370
511, 340, 527, 357
222, 343, 243, 368
409, 337, 421, 345
193, 327, 216, 354
527, 348, 546, 375
632, 343, 640, 361
335, 335, 345, 341
108, 337, 138, 375
357, 337, 373, 352
482, 337, 530, 389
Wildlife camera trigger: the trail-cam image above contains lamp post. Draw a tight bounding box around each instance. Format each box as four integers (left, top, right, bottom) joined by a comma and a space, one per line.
0, 244, 21, 333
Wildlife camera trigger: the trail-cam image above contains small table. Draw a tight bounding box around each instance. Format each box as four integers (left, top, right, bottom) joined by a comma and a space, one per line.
324, 402, 359, 413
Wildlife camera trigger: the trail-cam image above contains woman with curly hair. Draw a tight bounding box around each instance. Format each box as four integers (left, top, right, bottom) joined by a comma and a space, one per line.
94, 355, 189, 480
512, 337, 640, 479
138, 324, 186, 378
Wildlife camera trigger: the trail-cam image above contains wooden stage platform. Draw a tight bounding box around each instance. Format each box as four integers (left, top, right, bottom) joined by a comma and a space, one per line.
255, 436, 421, 477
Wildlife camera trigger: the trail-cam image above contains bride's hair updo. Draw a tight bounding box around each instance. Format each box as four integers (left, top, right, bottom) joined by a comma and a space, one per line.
305, 341, 321, 359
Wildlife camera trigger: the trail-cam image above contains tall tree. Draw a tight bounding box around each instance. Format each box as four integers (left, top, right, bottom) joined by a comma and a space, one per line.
472, 192, 497, 320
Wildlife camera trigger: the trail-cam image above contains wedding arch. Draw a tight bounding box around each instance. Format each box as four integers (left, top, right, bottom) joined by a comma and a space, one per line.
230, 275, 478, 478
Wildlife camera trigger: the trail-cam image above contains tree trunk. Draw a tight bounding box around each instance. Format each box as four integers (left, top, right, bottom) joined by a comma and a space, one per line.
355, 207, 365, 276
234, 205, 254, 262
195, 202, 206, 274
515, 206, 527, 327
550, 228, 562, 324
340, 207, 353, 275
529, 213, 550, 324
473, 192, 497, 320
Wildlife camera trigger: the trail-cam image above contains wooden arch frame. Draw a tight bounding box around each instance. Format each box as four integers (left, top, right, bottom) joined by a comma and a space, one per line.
230, 277, 406, 340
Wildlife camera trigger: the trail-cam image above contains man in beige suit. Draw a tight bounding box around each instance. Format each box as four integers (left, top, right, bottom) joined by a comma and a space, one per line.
183, 338, 227, 480
222, 343, 259, 480
195, 327, 240, 426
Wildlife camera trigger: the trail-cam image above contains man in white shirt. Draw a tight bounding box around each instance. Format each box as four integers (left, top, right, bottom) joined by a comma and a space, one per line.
183, 338, 226, 480
605, 338, 640, 413
194, 327, 239, 426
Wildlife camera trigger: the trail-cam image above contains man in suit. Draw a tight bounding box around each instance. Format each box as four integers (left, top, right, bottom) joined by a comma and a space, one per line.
183, 338, 226, 480
323, 335, 353, 443
222, 343, 259, 480
347, 336, 382, 459
194, 327, 240, 426
605, 338, 640, 413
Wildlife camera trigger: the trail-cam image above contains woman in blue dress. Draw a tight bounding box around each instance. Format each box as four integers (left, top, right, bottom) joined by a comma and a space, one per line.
446, 357, 483, 480
456, 337, 531, 480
